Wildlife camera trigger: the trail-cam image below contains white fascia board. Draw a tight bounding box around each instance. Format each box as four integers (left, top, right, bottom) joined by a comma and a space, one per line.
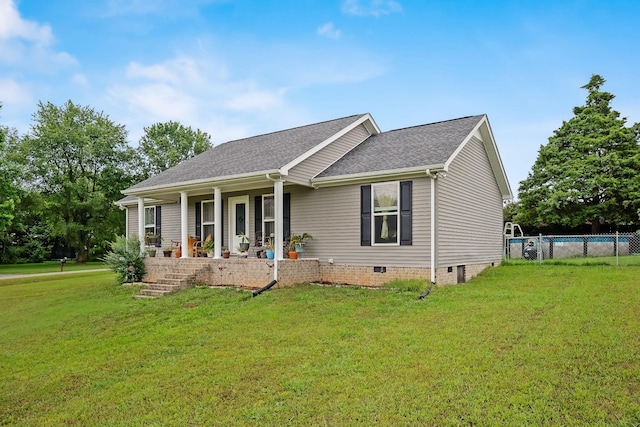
280, 113, 380, 175
311, 164, 445, 188
443, 115, 513, 201
122, 169, 281, 198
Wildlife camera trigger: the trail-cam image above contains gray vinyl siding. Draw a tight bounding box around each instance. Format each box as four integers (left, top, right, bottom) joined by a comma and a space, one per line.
289, 178, 431, 267
126, 203, 181, 248
286, 124, 371, 186
436, 136, 504, 266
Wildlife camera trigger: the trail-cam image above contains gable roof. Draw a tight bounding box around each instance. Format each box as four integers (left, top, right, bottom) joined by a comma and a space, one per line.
126, 114, 368, 192
317, 115, 485, 178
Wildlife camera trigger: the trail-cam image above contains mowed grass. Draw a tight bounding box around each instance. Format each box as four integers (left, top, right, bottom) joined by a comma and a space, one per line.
1, 266, 639, 426
0, 261, 106, 275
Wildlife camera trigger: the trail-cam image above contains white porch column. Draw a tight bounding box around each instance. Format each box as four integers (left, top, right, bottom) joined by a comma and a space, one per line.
274, 179, 284, 281
180, 191, 189, 258
214, 187, 222, 259
137, 197, 145, 252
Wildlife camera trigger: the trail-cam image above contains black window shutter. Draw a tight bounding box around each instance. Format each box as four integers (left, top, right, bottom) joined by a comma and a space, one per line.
283, 193, 291, 240
255, 196, 262, 236
361, 185, 371, 246
155, 206, 162, 247
400, 181, 412, 246
195, 202, 201, 239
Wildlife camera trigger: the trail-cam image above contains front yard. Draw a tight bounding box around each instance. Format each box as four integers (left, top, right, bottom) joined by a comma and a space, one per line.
1, 265, 639, 425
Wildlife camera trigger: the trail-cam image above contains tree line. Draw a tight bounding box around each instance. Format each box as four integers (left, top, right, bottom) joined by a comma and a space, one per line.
0, 100, 212, 264
507, 74, 640, 235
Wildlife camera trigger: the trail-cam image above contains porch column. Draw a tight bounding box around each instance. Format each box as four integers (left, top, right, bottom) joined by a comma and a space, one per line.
213, 187, 222, 259
180, 191, 189, 258
274, 179, 284, 281
137, 197, 145, 253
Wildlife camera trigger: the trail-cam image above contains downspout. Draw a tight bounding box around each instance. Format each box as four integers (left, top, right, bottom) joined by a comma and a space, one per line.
425, 168, 446, 285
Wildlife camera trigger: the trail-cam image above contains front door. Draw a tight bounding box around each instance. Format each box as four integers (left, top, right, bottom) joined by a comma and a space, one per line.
228, 196, 249, 254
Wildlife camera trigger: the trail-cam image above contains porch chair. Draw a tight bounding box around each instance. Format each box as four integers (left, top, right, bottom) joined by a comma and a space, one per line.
249, 231, 264, 258
194, 234, 211, 257
188, 235, 200, 258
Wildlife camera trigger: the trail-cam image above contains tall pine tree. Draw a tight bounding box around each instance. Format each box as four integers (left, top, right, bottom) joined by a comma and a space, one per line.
518, 75, 640, 233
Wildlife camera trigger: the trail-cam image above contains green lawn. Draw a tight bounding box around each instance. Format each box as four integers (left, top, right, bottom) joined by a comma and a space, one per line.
0, 260, 106, 275
1, 266, 639, 426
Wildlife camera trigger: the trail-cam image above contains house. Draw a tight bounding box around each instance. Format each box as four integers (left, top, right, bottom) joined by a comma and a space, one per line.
117, 113, 512, 288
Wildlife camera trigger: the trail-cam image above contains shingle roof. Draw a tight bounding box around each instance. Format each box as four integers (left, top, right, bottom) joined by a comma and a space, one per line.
127, 114, 367, 190
317, 115, 485, 178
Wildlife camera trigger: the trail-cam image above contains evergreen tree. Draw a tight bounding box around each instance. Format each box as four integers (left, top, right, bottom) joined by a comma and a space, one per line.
518, 75, 640, 233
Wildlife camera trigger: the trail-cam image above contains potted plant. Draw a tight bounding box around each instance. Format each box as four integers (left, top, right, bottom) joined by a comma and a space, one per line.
289, 233, 312, 259
175, 243, 182, 258
162, 246, 173, 257
202, 239, 215, 257
144, 233, 160, 246
238, 232, 250, 252
265, 237, 275, 260
146, 247, 157, 257
222, 248, 230, 259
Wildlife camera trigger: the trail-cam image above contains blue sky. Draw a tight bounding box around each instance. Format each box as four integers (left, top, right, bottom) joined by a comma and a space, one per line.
2, 0, 639, 192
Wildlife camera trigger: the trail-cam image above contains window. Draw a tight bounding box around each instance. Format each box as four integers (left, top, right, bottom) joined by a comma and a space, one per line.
263, 195, 274, 244
201, 200, 214, 241
372, 182, 399, 245
144, 206, 155, 236
361, 181, 412, 246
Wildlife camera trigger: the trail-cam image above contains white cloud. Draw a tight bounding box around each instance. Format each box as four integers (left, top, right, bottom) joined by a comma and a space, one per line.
71, 73, 89, 88
317, 22, 341, 40
0, 0, 53, 44
341, 0, 402, 17
0, 78, 31, 105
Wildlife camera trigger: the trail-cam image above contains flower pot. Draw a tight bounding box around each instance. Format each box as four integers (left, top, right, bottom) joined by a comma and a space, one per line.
175, 251, 182, 258
289, 251, 298, 260
239, 242, 250, 252
163, 250, 173, 257
266, 249, 274, 259
222, 252, 230, 259
147, 249, 156, 257
294, 242, 305, 253
207, 251, 214, 258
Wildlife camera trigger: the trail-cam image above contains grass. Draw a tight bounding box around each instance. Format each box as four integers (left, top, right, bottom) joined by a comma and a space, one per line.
1, 265, 639, 425
506, 254, 640, 266
0, 261, 106, 275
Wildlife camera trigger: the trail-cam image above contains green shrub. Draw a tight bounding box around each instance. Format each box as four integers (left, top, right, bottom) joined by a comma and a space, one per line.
102, 235, 145, 283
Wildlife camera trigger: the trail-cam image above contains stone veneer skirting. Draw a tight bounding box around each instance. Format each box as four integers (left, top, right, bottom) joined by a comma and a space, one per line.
143, 257, 498, 289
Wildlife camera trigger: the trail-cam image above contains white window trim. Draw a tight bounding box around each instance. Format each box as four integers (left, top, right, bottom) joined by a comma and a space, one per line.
144, 206, 155, 235
262, 194, 275, 245
372, 181, 400, 246
201, 199, 215, 239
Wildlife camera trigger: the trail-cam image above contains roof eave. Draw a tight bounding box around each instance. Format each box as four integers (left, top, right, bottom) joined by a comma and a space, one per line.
311, 165, 446, 188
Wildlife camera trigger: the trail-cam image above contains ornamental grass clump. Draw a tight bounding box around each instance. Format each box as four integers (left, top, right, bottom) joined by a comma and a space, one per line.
102, 235, 146, 283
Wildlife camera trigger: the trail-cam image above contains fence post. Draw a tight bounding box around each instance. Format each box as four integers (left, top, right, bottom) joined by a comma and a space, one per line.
538, 233, 543, 264
616, 231, 619, 266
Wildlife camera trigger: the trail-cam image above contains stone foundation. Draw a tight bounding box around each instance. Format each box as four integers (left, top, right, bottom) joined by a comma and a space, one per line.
144, 257, 497, 290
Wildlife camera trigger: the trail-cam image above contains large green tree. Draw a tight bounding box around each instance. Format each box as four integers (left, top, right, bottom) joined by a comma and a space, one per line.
21, 100, 139, 262
518, 75, 640, 233
0, 106, 21, 236
138, 121, 212, 177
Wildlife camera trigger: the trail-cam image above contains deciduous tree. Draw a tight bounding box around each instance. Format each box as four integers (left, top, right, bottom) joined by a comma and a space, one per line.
21, 100, 139, 262
518, 75, 640, 233
138, 121, 212, 177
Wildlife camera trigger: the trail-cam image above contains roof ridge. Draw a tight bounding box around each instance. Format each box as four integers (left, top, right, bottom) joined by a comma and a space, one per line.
383, 114, 485, 134
218, 113, 367, 145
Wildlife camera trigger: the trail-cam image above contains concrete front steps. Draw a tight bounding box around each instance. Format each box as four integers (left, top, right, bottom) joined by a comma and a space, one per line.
135, 262, 210, 299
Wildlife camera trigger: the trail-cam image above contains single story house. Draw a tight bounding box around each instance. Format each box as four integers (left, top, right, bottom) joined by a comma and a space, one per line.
117, 113, 512, 288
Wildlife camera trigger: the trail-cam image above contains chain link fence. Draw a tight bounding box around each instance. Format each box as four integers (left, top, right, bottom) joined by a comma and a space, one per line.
505, 232, 640, 265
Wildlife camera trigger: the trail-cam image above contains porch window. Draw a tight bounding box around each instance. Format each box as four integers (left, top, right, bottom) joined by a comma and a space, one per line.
372, 182, 399, 245
263, 195, 274, 243
201, 200, 214, 241
144, 206, 155, 236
